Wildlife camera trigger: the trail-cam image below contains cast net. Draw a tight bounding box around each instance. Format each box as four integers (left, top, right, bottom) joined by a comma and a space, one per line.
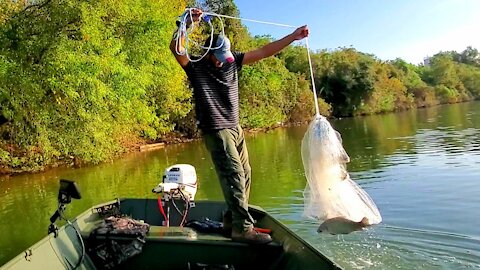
301, 115, 382, 225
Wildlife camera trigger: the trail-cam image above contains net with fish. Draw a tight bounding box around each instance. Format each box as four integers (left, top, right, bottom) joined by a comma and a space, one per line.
301, 115, 382, 225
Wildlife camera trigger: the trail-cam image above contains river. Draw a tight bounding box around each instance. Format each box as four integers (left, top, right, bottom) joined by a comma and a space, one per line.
1, 101, 479, 269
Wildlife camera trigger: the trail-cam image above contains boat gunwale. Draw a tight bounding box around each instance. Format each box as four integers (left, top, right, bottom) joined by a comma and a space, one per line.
1, 198, 343, 270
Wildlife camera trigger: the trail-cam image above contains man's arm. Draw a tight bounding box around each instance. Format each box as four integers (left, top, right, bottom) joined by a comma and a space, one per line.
170, 8, 203, 68
242, 25, 309, 65
170, 33, 189, 68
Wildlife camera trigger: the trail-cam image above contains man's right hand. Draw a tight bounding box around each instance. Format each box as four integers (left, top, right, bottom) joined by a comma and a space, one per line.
184, 8, 203, 25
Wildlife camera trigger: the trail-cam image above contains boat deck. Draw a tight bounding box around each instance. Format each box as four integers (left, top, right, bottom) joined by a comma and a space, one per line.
1, 199, 342, 270
81, 222, 285, 270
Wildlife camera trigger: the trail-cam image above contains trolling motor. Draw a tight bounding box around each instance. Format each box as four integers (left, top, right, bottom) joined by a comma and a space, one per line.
152, 164, 198, 226
48, 179, 82, 237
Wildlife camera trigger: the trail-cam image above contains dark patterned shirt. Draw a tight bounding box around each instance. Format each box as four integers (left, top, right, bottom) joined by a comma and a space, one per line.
184, 52, 244, 131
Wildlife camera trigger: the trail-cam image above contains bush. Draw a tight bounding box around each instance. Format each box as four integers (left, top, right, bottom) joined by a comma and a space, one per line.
434, 85, 458, 103
412, 86, 439, 107
0, 0, 191, 170
239, 44, 304, 128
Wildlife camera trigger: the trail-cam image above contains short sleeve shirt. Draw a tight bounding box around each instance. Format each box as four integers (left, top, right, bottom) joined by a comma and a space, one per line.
183, 52, 244, 131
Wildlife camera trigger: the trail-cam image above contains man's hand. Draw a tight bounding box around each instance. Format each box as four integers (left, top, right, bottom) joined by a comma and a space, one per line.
184, 8, 203, 25
292, 25, 309, 41
172, 8, 204, 67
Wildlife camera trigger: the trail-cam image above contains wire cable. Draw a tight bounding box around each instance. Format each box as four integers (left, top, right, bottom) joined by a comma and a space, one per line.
178, 189, 190, 227
157, 196, 169, 226
50, 210, 85, 270
175, 9, 225, 62
202, 11, 296, 28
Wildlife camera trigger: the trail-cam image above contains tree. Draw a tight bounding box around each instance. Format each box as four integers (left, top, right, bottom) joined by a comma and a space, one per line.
422, 54, 468, 103
0, 0, 191, 171
358, 62, 414, 114
314, 48, 377, 116
459, 46, 480, 67
198, 0, 251, 51
279, 44, 309, 75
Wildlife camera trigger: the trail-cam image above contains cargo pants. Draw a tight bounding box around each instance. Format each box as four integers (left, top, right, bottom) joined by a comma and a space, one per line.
203, 124, 255, 232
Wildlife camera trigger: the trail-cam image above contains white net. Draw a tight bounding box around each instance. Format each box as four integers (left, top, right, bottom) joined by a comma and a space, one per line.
302, 115, 382, 225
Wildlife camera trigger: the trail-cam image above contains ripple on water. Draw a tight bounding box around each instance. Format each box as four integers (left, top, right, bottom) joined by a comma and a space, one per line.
271, 217, 480, 270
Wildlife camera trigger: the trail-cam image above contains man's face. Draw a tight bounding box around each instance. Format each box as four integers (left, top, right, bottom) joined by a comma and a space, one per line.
208, 54, 223, 68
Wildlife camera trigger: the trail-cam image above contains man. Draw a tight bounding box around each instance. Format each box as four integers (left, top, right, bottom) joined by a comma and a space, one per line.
170, 8, 309, 244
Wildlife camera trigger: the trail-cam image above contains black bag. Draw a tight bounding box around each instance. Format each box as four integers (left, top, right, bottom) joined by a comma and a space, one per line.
185, 217, 224, 233
89, 216, 150, 269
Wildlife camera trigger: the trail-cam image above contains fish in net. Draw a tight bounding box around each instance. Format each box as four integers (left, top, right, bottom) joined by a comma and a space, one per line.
302, 115, 382, 230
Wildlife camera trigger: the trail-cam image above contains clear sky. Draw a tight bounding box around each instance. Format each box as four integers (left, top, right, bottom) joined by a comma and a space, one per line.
233, 0, 480, 64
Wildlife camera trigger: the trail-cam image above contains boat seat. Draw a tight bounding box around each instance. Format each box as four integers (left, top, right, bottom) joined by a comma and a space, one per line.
146, 225, 282, 247
82, 224, 283, 251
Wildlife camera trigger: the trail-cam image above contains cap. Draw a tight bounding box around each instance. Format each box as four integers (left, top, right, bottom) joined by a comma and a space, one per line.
212, 35, 235, 64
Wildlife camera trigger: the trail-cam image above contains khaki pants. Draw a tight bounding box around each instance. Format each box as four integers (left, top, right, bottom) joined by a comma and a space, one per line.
203, 125, 254, 232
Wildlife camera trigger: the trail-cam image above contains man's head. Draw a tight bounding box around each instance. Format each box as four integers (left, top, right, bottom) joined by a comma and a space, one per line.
204, 35, 234, 67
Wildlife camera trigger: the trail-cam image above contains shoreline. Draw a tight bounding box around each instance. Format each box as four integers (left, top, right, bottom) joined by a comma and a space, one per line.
1, 100, 478, 177
0, 121, 307, 177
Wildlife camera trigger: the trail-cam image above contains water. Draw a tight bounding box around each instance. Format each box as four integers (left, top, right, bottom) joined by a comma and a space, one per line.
1, 102, 479, 269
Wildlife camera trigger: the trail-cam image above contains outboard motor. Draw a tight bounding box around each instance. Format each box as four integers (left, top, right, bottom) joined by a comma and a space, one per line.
152, 164, 198, 227
152, 164, 198, 201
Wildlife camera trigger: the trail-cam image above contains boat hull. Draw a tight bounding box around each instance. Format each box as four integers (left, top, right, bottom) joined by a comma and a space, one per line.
1, 199, 342, 270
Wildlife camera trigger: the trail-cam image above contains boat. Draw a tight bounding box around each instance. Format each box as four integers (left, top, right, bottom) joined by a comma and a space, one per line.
1, 166, 343, 270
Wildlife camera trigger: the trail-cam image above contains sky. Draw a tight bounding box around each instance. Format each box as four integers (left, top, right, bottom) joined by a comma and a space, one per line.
232, 0, 480, 64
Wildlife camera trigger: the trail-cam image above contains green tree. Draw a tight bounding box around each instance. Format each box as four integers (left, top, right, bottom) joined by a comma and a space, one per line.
457, 63, 480, 97
238, 37, 298, 127
314, 48, 377, 116
459, 46, 480, 67
199, 0, 251, 51
0, 0, 191, 171
279, 44, 309, 75
360, 62, 414, 114
420, 53, 471, 103
390, 58, 438, 107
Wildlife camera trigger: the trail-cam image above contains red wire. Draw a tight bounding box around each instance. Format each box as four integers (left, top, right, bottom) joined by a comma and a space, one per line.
157, 196, 168, 226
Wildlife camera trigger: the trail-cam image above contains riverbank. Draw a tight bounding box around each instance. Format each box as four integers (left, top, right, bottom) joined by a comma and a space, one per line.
0, 119, 304, 176
1, 99, 478, 177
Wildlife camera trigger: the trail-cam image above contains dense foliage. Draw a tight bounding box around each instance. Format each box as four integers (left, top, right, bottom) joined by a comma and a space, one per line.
0, 0, 191, 171
1, 0, 479, 173
285, 47, 480, 117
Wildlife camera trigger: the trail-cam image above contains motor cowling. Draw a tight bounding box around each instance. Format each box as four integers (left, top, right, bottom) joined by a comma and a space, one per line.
152, 164, 197, 201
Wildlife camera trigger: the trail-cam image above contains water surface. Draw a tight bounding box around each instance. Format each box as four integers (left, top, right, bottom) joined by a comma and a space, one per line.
1, 102, 479, 269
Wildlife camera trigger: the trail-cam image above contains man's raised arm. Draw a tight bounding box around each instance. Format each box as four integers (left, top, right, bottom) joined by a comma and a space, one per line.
242, 25, 309, 65
169, 8, 203, 68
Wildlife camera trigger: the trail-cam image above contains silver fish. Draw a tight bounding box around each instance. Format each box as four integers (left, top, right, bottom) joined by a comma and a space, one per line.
317, 217, 370, 235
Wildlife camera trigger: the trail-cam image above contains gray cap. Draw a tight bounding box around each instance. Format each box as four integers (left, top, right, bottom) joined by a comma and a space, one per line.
212, 35, 235, 63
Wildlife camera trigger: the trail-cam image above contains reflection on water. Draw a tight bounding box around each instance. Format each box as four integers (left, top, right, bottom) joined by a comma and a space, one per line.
1, 102, 480, 269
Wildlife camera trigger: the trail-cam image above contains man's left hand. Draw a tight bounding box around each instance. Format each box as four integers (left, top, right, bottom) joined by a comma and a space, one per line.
292, 25, 309, 40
